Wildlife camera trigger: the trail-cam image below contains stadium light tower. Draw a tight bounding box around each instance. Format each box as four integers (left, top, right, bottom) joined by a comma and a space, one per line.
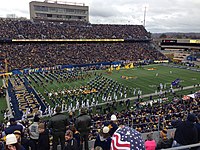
143, 4, 149, 28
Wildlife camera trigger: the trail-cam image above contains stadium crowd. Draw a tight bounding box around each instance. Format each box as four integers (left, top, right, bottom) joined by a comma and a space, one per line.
0, 18, 166, 71
0, 18, 148, 39
0, 43, 166, 71
0, 90, 200, 150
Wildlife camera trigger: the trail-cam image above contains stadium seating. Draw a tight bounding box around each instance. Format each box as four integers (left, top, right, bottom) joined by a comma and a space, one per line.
0, 18, 148, 39
0, 43, 166, 71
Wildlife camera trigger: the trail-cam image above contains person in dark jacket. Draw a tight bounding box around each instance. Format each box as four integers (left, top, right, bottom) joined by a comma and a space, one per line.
63, 130, 78, 150
48, 106, 69, 150
195, 114, 200, 142
108, 114, 118, 136
94, 126, 112, 150
156, 129, 173, 149
4, 118, 23, 135
75, 108, 91, 150
69, 125, 81, 150
37, 123, 50, 150
172, 113, 198, 147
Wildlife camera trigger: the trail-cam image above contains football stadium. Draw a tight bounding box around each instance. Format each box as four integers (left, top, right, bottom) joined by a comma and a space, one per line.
0, 1, 200, 150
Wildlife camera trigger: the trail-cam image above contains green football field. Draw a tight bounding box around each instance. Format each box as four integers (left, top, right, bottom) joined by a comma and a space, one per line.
28, 64, 200, 107
1, 64, 200, 121
103, 64, 200, 94
32, 64, 200, 95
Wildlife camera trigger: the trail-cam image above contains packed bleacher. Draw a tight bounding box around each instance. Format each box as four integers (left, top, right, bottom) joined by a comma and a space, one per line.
0, 94, 199, 150
0, 43, 166, 71
0, 18, 148, 39
91, 95, 200, 133
0, 18, 167, 71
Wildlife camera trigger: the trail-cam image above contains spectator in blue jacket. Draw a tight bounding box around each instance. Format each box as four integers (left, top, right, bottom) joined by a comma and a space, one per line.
172, 113, 198, 147
94, 126, 112, 150
4, 118, 23, 135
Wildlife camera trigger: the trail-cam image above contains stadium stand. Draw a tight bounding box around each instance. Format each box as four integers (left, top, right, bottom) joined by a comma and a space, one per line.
0, 18, 148, 39
0, 43, 166, 71
0, 18, 166, 71
1, 18, 199, 150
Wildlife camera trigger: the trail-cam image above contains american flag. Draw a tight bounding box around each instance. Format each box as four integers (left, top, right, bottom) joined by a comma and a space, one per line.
110, 126, 145, 150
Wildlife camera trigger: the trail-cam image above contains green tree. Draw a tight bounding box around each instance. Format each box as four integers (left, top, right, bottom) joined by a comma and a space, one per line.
159, 33, 167, 38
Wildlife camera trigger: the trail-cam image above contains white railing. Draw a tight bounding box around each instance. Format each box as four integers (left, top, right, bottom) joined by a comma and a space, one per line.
162, 143, 200, 150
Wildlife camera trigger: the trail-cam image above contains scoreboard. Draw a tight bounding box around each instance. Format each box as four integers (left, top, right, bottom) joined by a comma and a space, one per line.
162, 39, 177, 43
160, 39, 200, 50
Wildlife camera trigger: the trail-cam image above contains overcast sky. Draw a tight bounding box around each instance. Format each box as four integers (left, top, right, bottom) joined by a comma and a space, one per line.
0, 0, 200, 33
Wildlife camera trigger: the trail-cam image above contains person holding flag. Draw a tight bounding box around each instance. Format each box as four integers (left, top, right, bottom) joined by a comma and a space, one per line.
110, 126, 145, 150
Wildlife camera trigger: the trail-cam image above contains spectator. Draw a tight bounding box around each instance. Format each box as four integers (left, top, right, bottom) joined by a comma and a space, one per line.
195, 114, 200, 142
4, 118, 23, 135
28, 115, 40, 150
94, 146, 103, 150
13, 130, 22, 144
75, 108, 91, 150
69, 125, 81, 150
145, 133, 156, 150
69, 112, 75, 125
110, 126, 145, 150
172, 113, 198, 147
156, 129, 173, 149
5, 134, 25, 150
14, 130, 29, 150
37, 123, 50, 150
13, 130, 26, 150
63, 129, 78, 150
94, 126, 112, 150
48, 106, 69, 150
108, 114, 118, 136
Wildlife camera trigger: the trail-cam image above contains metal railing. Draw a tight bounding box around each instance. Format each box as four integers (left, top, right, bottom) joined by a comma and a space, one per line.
162, 143, 200, 150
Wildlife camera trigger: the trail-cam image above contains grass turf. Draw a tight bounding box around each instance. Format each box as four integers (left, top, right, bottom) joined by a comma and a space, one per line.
1, 64, 200, 121
29, 64, 200, 107
102, 64, 200, 94
35, 65, 199, 93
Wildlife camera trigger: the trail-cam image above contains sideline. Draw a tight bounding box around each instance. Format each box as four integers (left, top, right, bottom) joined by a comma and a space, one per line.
97, 85, 196, 106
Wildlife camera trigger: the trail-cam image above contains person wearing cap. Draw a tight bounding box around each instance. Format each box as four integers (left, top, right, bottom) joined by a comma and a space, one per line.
156, 129, 173, 149
75, 108, 91, 150
5, 134, 25, 150
13, 130, 27, 150
37, 123, 50, 150
94, 126, 112, 150
172, 113, 198, 147
63, 129, 78, 150
4, 118, 23, 135
108, 114, 118, 136
14, 130, 29, 150
14, 130, 21, 144
48, 106, 70, 150
28, 115, 40, 150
